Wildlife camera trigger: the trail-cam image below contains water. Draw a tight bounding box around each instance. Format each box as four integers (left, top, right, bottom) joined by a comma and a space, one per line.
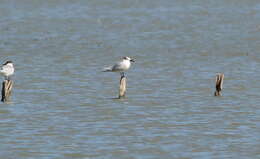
0, 0, 260, 158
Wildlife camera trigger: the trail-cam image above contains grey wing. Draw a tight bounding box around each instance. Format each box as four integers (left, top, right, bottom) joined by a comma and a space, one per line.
1, 65, 7, 71
112, 62, 124, 72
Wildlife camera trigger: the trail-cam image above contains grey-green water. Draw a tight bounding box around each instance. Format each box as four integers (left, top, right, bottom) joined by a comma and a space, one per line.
0, 0, 260, 158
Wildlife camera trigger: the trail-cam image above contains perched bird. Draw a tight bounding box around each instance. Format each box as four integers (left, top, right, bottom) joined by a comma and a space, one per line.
103, 56, 135, 76
0, 61, 14, 80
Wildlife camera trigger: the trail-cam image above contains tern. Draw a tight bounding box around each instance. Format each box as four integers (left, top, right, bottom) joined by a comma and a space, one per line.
0, 61, 14, 80
103, 56, 135, 76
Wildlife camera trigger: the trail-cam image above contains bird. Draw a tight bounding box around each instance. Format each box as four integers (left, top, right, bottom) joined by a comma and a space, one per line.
0, 61, 14, 80
103, 56, 135, 76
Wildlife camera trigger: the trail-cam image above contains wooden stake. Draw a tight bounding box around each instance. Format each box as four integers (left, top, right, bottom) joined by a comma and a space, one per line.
214, 73, 224, 96
1, 80, 13, 102
119, 75, 126, 98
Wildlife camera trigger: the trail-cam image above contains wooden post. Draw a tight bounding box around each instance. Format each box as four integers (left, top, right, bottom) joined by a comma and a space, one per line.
119, 75, 126, 98
214, 73, 224, 96
1, 80, 13, 102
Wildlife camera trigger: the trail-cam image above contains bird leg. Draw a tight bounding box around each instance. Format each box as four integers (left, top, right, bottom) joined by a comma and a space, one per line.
120, 72, 125, 78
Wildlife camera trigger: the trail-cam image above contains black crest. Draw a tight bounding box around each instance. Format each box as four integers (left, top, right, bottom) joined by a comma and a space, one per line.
3, 61, 13, 65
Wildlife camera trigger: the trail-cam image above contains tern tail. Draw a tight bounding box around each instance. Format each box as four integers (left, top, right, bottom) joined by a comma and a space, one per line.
102, 67, 112, 72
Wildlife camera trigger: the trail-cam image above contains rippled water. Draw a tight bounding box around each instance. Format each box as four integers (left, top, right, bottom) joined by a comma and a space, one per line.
0, 0, 260, 158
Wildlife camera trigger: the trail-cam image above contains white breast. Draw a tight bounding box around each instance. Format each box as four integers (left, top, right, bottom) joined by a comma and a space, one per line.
1, 64, 14, 77
122, 59, 131, 70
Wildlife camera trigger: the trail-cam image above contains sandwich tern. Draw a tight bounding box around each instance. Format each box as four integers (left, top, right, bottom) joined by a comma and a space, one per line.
103, 56, 135, 76
0, 61, 14, 80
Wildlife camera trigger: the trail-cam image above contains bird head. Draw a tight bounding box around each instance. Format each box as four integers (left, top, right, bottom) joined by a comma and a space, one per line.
3, 61, 13, 66
123, 56, 135, 62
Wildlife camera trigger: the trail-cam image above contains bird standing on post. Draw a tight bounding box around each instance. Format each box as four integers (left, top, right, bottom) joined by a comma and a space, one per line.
103, 56, 135, 77
0, 61, 14, 102
0, 61, 15, 80
103, 56, 135, 98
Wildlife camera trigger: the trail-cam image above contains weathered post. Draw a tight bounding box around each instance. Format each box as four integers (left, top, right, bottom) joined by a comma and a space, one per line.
214, 73, 224, 96
119, 75, 126, 98
1, 80, 13, 102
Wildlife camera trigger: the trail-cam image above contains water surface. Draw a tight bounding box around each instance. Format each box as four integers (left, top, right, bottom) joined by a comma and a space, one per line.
0, 0, 260, 158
